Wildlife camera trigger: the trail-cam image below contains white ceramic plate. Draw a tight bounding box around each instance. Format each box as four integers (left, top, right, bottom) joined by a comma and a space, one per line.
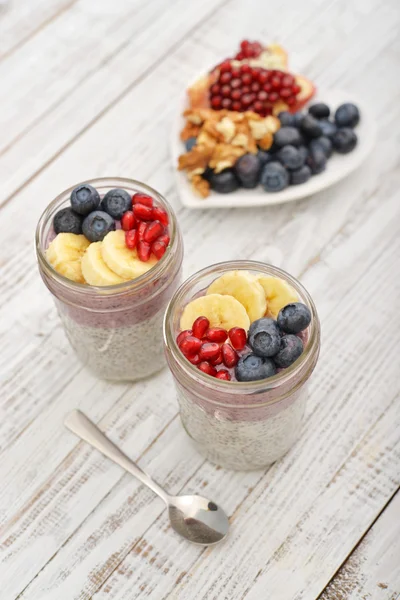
171, 88, 376, 209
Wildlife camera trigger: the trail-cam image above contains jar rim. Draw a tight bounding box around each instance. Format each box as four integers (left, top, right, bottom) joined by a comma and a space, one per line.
163, 260, 321, 399
35, 177, 178, 298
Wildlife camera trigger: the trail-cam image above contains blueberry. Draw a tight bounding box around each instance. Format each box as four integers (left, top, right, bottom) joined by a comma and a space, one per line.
53, 207, 83, 235
100, 188, 132, 219
248, 318, 281, 357
274, 127, 303, 148
300, 114, 322, 139
318, 120, 338, 139
70, 184, 100, 216
306, 146, 327, 174
298, 146, 309, 162
334, 103, 360, 128
235, 354, 277, 382
209, 169, 240, 193
292, 112, 304, 127
277, 302, 311, 334
332, 128, 358, 154
257, 150, 274, 167
277, 145, 305, 170
274, 335, 304, 368
290, 165, 312, 185
260, 162, 289, 192
202, 166, 214, 182
309, 136, 332, 158
185, 137, 197, 151
234, 153, 261, 188
308, 103, 330, 119
82, 210, 116, 242
278, 111, 294, 127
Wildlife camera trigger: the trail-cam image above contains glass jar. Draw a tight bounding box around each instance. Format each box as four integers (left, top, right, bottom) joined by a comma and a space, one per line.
36, 177, 183, 381
164, 261, 320, 470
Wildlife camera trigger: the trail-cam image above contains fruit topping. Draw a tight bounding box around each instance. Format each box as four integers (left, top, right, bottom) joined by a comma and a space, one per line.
255, 275, 299, 318
46, 233, 89, 283
334, 103, 360, 128
236, 354, 276, 381
205, 327, 228, 343
177, 329, 193, 346
274, 334, 304, 368
192, 316, 210, 339
133, 203, 154, 221
132, 192, 154, 207
332, 128, 358, 154
216, 369, 231, 381
248, 318, 281, 357
228, 327, 247, 350
137, 240, 152, 262
180, 294, 250, 332
198, 362, 217, 377
53, 207, 83, 235
207, 270, 267, 322
152, 206, 169, 226
179, 335, 203, 357
308, 103, 330, 119
151, 240, 167, 260
121, 210, 136, 231
101, 230, 157, 279
260, 162, 289, 192
101, 188, 132, 219
199, 342, 221, 361
81, 241, 125, 286
82, 210, 116, 243
70, 184, 100, 215
221, 343, 239, 368
277, 302, 311, 334
209, 169, 240, 194
125, 228, 138, 249
234, 154, 262, 188
143, 221, 164, 244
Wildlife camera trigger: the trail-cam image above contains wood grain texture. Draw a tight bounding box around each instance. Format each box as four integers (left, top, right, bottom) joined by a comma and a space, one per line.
0, 0, 399, 598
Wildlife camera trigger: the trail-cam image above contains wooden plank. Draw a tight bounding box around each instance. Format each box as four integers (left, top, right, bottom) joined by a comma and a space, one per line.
0, 0, 76, 60
0, 0, 227, 207
11, 177, 400, 599
321, 490, 400, 600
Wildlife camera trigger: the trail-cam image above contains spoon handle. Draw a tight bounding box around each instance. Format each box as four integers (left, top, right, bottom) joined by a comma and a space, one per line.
65, 410, 169, 504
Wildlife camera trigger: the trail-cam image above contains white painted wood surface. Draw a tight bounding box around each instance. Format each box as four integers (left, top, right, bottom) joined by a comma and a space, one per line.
0, 1, 399, 599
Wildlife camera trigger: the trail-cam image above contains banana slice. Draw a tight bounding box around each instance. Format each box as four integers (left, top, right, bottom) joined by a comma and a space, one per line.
46, 233, 90, 283
256, 275, 299, 318
101, 230, 157, 280
180, 293, 250, 332
207, 270, 267, 323
81, 242, 126, 286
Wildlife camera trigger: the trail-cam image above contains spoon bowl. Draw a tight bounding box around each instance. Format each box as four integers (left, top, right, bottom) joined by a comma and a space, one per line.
169, 495, 229, 545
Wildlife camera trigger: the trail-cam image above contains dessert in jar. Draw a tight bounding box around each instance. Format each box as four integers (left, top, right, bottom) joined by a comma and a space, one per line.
36, 178, 183, 381
164, 261, 320, 470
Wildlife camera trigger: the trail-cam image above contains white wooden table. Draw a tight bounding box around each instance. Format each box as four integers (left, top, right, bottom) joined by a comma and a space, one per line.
1, 1, 399, 598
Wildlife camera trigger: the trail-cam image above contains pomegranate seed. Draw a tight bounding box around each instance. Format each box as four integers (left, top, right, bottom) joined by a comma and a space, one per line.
220, 72, 232, 84
241, 93, 253, 107
152, 206, 169, 226
251, 82, 260, 93
221, 85, 231, 98
282, 74, 295, 87
199, 342, 220, 361
180, 336, 202, 357
121, 211, 136, 231
144, 220, 163, 243
221, 98, 232, 109
240, 64, 251, 74
292, 84, 301, 94
216, 369, 231, 381
222, 344, 239, 368
152, 240, 166, 260
210, 83, 221, 95
263, 83, 272, 92
236, 52, 244, 60
280, 88, 292, 99
241, 73, 252, 86
241, 86, 251, 94
158, 233, 170, 246
132, 193, 153, 208
192, 316, 210, 339
205, 327, 228, 343
253, 100, 263, 113
240, 40, 250, 50
176, 329, 192, 346
211, 96, 222, 109
258, 71, 270, 84
269, 91, 279, 103
198, 362, 217, 377
231, 68, 240, 78
232, 101, 242, 111
229, 327, 247, 350
138, 221, 147, 239
137, 240, 152, 262
220, 61, 232, 73
125, 229, 138, 249
271, 76, 281, 89
134, 203, 154, 221
287, 96, 296, 106
257, 91, 268, 102
210, 349, 223, 366
188, 353, 201, 365
230, 78, 241, 89
231, 89, 241, 100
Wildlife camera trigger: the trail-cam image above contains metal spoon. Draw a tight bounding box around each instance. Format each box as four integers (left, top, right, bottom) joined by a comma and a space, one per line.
64, 410, 229, 546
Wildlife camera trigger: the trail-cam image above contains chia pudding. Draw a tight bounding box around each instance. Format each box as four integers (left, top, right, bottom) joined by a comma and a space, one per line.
164, 261, 320, 470
36, 178, 183, 381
